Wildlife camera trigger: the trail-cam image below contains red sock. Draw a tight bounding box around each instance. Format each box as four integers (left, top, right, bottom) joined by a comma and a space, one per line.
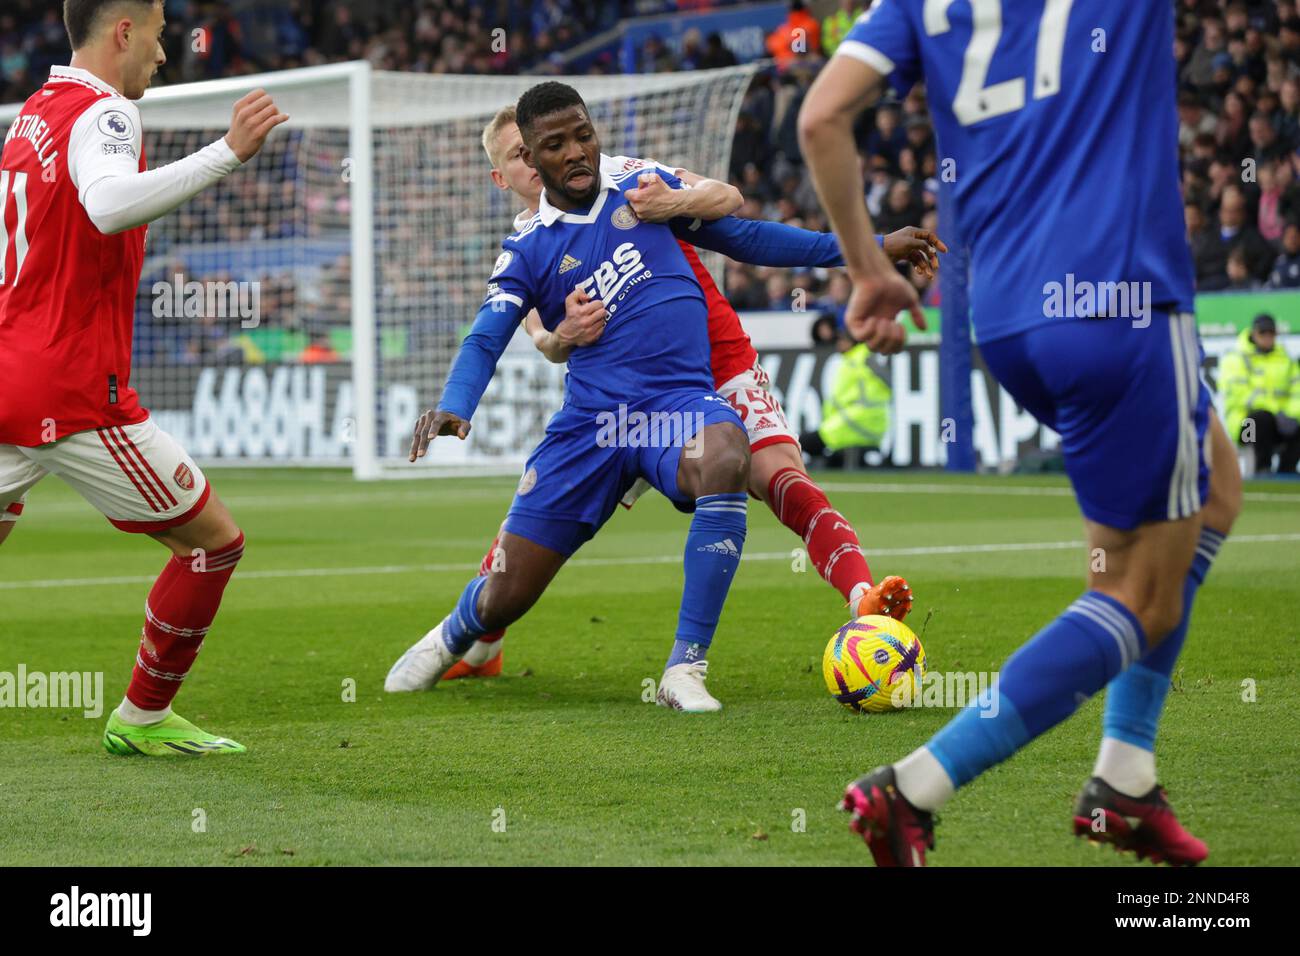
125, 533, 245, 711
476, 533, 505, 644
768, 467, 872, 601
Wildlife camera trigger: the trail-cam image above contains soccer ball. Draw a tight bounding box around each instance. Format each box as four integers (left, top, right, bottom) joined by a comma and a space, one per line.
823, 615, 927, 714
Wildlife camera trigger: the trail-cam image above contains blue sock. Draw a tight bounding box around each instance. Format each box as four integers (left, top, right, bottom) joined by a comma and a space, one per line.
441, 575, 488, 654
666, 493, 747, 668
1102, 526, 1225, 750
928, 591, 1146, 788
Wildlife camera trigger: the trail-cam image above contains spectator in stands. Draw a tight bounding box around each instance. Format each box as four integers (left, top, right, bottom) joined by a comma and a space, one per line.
677, 29, 705, 71
876, 180, 923, 236
1184, 16, 1228, 90
1219, 184, 1276, 281
1219, 313, 1300, 475
699, 32, 738, 70
1270, 219, 1300, 287
1179, 89, 1214, 150
1259, 160, 1288, 242
1187, 201, 1229, 290
765, 272, 794, 311
1214, 90, 1251, 158
300, 333, 341, 365
722, 264, 768, 312
821, 1, 865, 57
766, 1, 822, 70
1225, 246, 1258, 289
1250, 110, 1292, 162
817, 273, 851, 329
641, 34, 678, 74
811, 313, 839, 347
861, 105, 905, 172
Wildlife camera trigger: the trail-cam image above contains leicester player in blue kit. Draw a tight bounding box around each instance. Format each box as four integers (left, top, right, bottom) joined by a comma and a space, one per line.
387, 82, 755, 712
798, 0, 1243, 865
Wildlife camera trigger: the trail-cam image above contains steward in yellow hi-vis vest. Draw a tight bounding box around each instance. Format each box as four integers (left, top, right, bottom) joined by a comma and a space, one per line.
1218, 313, 1300, 474
812, 343, 892, 454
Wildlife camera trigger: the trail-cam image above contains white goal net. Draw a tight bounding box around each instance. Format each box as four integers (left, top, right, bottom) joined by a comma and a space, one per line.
1, 61, 758, 479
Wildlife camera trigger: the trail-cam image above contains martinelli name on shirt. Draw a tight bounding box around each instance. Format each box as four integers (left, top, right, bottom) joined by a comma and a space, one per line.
4, 113, 60, 168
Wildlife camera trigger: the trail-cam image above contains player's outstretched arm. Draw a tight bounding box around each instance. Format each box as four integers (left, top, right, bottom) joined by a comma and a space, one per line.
798, 54, 923, 353
527, 289, 608, 364
626, 171, 741, 223
75, 90, 288, 235
410, 283, 529, 460
674, 214, 846, 267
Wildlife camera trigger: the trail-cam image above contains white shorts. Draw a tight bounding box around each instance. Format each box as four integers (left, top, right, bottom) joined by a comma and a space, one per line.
619, 361, 799, 509
717, 361, 800, 453
0, 418, 210, 533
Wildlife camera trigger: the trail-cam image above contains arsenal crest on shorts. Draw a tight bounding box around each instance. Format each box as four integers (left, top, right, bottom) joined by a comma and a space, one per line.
174, 463, 195, 491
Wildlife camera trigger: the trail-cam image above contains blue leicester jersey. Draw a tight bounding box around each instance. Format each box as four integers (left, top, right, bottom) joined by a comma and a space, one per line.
439, 164, 710, 419
840, 0, 1196, 343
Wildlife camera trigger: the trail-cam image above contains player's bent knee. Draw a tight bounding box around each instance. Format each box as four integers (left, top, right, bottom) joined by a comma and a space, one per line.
0, 519, 16, 546
476, 573, 536, 632
749, 443, 804, 502
696, 426, 750, 495
1142, 595, 1186, 647
1121, 587, 1184, 645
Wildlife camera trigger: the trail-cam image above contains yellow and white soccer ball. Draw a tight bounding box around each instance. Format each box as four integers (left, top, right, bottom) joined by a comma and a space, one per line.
823, 614, 927, 713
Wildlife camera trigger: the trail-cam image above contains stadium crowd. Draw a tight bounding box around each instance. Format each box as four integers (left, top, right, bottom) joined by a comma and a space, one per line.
3, 0, 1299, 363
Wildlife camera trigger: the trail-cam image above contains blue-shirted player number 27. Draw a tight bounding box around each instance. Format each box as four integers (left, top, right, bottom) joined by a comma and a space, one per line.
925, 0, 1074, 126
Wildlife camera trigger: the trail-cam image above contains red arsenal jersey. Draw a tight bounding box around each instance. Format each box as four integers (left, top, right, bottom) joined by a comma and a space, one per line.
0, 68, 148, 447
676, 240, 758, 387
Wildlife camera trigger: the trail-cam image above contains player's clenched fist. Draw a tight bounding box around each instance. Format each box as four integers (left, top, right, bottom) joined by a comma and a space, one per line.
555, 286, 608, 348
224, 89, 290, 164
844, 270, 926, 356
409, 409, 471, 462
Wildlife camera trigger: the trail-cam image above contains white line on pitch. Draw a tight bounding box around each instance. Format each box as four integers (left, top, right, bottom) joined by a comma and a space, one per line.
2, 533, 1297, 592
817, 482, 1297, 503
19, 480, 1298, 516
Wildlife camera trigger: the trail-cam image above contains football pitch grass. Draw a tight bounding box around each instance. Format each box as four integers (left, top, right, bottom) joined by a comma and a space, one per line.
2, 468, 1297, 867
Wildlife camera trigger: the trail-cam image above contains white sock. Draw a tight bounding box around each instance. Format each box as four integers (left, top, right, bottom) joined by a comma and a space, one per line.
893, 746, 955, 812
117, 697, 170, 727
462, 638, 502, 667
848, 581, 871, 611
1093, 737, 1157, 797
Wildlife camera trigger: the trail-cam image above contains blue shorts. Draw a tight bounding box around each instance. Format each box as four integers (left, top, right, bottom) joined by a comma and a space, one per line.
979, 313, 1210, 530
503, 388, 744, 556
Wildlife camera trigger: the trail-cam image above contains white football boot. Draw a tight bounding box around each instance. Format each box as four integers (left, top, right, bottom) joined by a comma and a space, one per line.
656, 661, 722, 712
384, 623, 462, 692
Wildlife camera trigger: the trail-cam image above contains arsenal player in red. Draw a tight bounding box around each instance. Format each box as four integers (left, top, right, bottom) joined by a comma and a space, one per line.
0, 0, 287, 755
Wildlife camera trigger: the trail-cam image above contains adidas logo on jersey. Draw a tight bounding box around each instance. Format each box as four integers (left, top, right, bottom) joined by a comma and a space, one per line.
558, 254, 582, 274
753, 416, 777, 430
697, 538, 740, 557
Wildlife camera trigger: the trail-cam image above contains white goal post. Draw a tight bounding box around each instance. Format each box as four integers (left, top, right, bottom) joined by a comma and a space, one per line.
1, 61, 759, 480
